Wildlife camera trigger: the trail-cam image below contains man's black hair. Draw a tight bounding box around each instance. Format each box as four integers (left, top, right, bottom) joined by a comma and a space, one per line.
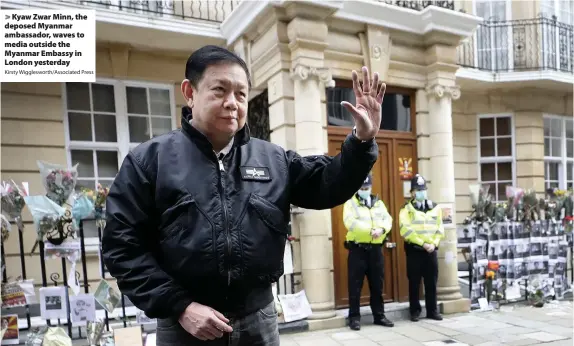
185, 45, 251, 88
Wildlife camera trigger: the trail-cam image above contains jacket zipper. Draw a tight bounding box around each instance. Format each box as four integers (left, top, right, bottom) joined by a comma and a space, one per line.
216, 155, 232, 287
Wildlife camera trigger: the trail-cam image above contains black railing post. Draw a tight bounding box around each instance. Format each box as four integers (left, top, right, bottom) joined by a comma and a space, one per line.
17, 225, 32, 329
97, 225, 109, 331
39, 240, 52, 326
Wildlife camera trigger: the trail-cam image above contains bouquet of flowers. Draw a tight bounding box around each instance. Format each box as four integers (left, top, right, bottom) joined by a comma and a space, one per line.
1, 215, 10, 243
24, 196, 66, 253
92, 184, 109, 228
521, 189, 539, 222
37, 161, 78, 206
0, 180, 28, 230
468, 184, 495, 223
70, 191, 95, 230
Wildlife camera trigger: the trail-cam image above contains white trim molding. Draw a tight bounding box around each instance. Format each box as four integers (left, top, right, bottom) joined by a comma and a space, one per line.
476, 113, 517, 201
457, 68, 574, 86
543, 114, 574, 190
221, 0, 482, 46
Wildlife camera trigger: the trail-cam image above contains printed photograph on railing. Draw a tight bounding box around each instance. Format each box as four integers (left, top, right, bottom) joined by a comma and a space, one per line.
458, 184, 573, 308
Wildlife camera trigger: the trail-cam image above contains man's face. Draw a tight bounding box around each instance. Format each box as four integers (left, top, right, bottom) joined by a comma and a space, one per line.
182, 63, 249, 138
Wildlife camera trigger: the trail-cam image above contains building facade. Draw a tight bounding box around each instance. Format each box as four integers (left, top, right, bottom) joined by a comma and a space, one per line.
1, 0, 572, 329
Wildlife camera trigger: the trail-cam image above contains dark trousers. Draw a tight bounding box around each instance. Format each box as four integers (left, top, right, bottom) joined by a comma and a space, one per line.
347, 243, 385, 321
156, 301, 279, 346
405, 245, 438, 316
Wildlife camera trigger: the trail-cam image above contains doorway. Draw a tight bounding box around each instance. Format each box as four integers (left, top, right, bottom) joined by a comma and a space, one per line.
327, 84, 418, 308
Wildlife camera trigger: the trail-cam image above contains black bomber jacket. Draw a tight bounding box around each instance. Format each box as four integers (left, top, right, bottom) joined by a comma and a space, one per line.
102, 106, 378, 319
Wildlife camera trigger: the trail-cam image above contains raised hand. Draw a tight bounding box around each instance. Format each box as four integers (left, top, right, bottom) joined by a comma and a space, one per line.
341, 66, 386, 141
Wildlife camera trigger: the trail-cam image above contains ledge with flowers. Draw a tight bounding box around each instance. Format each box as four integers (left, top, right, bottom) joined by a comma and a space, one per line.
457, 184, 573, 310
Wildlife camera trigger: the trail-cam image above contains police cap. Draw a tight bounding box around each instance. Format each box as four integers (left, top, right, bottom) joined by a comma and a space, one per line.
410, 174, 427, 191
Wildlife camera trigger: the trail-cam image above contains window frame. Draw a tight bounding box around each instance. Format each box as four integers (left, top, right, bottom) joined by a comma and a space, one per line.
61, 78, 177, 251
543, 113, 574, 190
476, 113, 517, 202
473, 0, 514, 71
326, 79, 417, 140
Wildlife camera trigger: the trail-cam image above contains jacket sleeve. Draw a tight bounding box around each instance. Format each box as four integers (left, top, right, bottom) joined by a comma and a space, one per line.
399, 207, 426, 247
102, 152, 193, 319
287, 134, 378, 209
343, 199, 372, 232
432, 207, 445, 247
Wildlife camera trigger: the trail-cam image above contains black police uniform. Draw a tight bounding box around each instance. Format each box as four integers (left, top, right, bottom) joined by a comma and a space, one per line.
402, 175, 443, 322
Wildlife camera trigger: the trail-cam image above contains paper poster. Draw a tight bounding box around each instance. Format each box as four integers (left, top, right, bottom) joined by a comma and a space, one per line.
277, 290, 312, 323
94, 280, 121, 314
0, 314, 19, 345
283, 241, 293, 275
1, 279, 36, 307
70, 294, 96, 324
113, 326, 143, 346
403, 181, 411, 198
40, 286, 68, 320
440, 204, 453, 225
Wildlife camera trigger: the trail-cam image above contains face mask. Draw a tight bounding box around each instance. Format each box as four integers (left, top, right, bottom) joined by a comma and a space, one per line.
414, 190, 427, 201
358, 189, 371, 200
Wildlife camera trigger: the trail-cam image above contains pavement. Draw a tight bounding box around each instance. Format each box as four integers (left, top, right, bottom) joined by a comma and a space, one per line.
279, 301, 574, 346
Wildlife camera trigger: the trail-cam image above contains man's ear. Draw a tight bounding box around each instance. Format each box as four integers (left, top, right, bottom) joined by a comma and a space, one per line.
181, 79, 195, 108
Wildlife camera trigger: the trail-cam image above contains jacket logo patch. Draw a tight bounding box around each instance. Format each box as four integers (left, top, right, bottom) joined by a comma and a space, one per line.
240, 166, 271, 181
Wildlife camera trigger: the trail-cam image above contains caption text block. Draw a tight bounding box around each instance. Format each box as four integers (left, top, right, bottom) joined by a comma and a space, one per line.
1, 9, 96, 82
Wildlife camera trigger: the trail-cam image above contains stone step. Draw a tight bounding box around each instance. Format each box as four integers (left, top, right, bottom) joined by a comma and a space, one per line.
280, 301, 431, 334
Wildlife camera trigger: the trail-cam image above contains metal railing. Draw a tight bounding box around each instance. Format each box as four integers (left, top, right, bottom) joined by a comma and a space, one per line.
457, 16, 574, 74
55, 0, 240, 22
377, 0, 456, 11
1, 218, 298, 339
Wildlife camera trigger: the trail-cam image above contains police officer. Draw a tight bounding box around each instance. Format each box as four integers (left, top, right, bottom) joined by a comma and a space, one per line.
399, 174, 444, 322
343, 173, 394, 330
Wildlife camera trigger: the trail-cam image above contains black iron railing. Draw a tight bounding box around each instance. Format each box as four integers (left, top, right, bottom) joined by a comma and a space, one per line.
1, 218, 298, 339
377, 0, 456, 11
56, 0, 240, 22
457, 16, 574, 74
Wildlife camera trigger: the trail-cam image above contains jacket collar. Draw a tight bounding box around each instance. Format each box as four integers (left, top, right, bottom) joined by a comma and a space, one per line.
180, 106, 250, 152
354, 193, 379, 207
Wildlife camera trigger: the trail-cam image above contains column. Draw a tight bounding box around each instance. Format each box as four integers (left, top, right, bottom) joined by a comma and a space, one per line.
290, 64, 336, 320
425, 84, 470, 313
287, 17, 336, 320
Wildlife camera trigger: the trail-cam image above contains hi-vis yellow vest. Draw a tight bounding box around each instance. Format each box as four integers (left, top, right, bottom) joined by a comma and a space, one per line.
399, 201, 444, 247
343, 195, 392, 244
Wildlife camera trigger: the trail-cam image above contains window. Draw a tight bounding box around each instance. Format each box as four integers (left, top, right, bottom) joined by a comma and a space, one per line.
63, 80, 176, 249
478, 114, 515, 201
326, 86, 412, 132
540, 0, 574, 71
474, 0, 512, 71
544, 115, 574, 190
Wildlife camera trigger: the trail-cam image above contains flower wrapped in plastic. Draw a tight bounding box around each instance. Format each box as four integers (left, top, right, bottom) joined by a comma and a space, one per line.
93, 184, 109, 228
25, 326, 48, 346
0, 180, 28, 230
24, 196, 66, 253
468, 184, 494, 222
37, 161, 78, 206
86, 320, 106, 346
522, 188, 539, 221
70, 191, 95, 230
1, 215, 10, 243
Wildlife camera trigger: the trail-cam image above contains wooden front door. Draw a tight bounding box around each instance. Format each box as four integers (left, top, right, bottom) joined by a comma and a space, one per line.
328, 87, 418, 308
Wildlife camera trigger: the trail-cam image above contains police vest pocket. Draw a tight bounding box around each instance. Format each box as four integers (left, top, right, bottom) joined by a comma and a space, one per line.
240, 194, 288, 279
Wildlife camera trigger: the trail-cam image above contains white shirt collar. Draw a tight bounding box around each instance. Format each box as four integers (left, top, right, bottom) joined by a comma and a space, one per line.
216, 137, 234, 157
189, 119, 234, 157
